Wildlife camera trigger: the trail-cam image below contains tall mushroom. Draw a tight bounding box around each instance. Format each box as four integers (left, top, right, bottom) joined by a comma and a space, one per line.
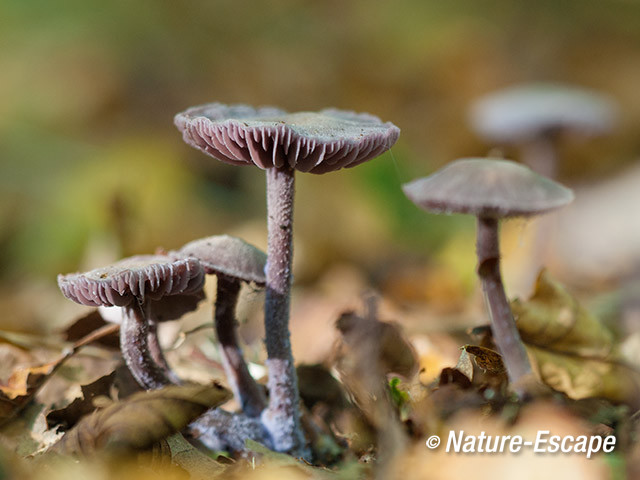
174, 103, 400, 454
403, 158, 573, 393
58, 255, 205, 389
173, 235, 268, 418
469, 83, 617, 178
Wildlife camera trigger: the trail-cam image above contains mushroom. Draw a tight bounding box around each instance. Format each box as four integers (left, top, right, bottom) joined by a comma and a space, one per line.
58, 255, 205, 389
98, 285, 205, 385
469, 83, 617, 178
174, 103, 399, 453
172, 234, 268, 418
402, 158, 574, 393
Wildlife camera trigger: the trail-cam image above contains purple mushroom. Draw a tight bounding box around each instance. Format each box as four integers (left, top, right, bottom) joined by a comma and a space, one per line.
403, 158, 573, 394
58, 255, 205, 389
173, 235, 268, 418
174, 103, 399, 454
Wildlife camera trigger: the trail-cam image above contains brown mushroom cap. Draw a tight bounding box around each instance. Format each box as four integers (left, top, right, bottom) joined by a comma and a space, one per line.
174, 103, 400, 174
173, 235, 267, 286
58, 255, 205, 308
402, 158, 574, 218
469, 84, 617, 143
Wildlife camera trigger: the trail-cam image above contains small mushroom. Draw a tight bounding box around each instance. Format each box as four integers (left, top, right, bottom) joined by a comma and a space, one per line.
58, 255, 205, 389
175, 103, 399, 453
173, 235, 267, 418
403, 158, 574, 393
469, 83, 617, 178
99, 285, 206, 385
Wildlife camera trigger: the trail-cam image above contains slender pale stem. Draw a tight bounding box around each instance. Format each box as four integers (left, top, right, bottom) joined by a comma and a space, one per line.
215, 275, 266, 417
262, 166, 306, 455
120, 303, 173, 389
476, 216, 533, 386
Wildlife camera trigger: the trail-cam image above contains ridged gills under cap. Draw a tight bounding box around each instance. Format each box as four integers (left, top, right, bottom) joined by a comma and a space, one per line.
174, 103, 400, 174
58, 255, 205, 307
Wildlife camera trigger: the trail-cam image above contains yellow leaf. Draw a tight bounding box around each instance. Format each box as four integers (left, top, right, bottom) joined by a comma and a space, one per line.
512, 270, 614, 357
530, 346, 640, 407
512, 270, 640, 406
0, 358, 64, 425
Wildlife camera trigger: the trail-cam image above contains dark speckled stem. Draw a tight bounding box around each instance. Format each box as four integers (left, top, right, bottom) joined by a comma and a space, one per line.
262, 166, 307, 456
147, 318, 182, 385
215, 275, 266, 417
476, 216, 533, 387
120, 303, 173, 390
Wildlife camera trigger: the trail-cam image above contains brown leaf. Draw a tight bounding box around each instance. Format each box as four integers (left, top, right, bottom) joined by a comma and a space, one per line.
52, 383, 231, 456
462, 345, 506, 375
512, 270, 640, 406
530, 346, 640, 408
46, 372, 117, 431
512, 270, 615, 357
335, 311, 417, 378
0, 321, 120, 426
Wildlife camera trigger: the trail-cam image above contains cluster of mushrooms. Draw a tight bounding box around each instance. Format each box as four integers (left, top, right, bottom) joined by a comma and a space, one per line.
57, 83, 614, 458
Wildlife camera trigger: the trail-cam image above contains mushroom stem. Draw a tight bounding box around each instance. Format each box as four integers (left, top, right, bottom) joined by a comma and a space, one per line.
262, 166, 306, 454
147, 319, 182, 385
121, 303, 174, 389
521, 133, 558, 179
215, 275, 267, 417
476, 216, 533, 387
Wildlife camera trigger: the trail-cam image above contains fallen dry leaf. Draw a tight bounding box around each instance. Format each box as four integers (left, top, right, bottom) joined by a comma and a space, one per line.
530, 345, 640, 407
46, 371, 117, 431
512, 270, 640, 406
0, 322, 120, 426
334, 311, 417, 378
52, 383, 230, 456
512, 270, 615, 357
462, 345, 506, 375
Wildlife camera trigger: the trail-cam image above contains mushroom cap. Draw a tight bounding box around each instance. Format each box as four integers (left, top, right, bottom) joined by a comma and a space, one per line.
402, 158, 574, 218
173, 235, 267, 285
174, 103, 400, 174
147, 289, 206, 322
58, 255, 205, 308
469, 84, 617, 143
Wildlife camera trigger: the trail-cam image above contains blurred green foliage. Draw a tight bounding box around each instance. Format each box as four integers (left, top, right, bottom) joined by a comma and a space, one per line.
1, 0, 640, 288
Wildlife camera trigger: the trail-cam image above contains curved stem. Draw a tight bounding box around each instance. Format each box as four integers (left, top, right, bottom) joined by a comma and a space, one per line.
120, 303, 174, 390
476, 216, 533, 387
215, 275, 266, 417
147, 319, 182, 385
262, 166, 307, 455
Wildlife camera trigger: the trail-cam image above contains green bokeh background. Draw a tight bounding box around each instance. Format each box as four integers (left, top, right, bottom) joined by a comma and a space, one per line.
2, 0, 640, 330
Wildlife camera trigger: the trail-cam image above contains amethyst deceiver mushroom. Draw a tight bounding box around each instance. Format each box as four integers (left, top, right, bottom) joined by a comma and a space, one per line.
175, 103, 399, 453
173, 235, 268, 418
58, 255, 205, 389
403, 158, 574, 393
469, 84, 617, 178
98, 283, 205, 385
